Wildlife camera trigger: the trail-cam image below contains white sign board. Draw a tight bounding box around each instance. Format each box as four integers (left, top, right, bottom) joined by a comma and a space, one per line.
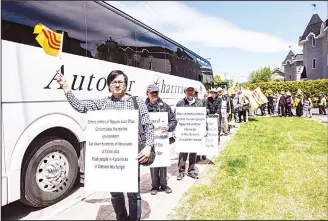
148, 112, 171, 168
84, 110, 139, 193
197, 117, 219, 156
175, 107, 207, 153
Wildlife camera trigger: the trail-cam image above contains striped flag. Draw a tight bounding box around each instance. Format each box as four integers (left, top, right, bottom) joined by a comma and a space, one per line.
241, 89, 259, 109
241, 87, 268, 109
33, 23, 63, 57
252, 87, 268, 105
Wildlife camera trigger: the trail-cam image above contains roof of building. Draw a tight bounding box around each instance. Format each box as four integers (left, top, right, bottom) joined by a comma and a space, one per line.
299, 13, 323, 42
272, 68, 284, 76
282, 50, 295, 64
293, 54, 303, 61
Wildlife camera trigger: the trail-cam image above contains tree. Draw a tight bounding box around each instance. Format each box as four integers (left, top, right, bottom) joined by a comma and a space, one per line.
248, 66, 273, 84
213, 75, 223, 84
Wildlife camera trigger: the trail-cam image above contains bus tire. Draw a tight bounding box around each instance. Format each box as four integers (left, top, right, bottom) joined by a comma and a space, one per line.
20, 136, 78, 207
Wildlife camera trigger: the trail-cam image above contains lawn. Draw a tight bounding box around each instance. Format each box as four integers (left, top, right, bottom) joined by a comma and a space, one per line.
170, 117, 328, 220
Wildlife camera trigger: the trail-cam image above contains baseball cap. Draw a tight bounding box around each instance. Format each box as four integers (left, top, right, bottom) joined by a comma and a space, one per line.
185, 85, 195, 90
210, 88, 218, 93
217, 87, 223, 91
146, 84, 159, 93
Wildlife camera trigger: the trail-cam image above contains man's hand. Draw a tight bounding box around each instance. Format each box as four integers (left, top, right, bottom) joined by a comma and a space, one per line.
56, 70, 69, 93
138, 146, 151, 164
161, 125, 169, 132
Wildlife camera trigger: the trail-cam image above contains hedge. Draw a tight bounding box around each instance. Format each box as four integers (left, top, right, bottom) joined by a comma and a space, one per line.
245, 79, 328, 107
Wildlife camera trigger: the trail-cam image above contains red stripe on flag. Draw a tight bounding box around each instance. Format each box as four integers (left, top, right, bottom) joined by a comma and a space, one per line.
49, 30, 61, 44
42, 29, 60, 50
45, 30, 60, 47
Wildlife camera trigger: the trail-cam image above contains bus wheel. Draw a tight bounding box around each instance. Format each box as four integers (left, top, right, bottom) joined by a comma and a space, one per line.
20, 136, 78, 207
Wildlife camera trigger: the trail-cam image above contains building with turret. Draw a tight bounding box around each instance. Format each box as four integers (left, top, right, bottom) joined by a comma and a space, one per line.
281, 12, 328, 81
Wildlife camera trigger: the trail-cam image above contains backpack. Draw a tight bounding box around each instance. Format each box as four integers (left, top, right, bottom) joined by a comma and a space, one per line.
131, 96, 156, 166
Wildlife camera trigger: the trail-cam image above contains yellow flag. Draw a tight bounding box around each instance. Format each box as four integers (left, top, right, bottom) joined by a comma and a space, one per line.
33, 23, 63, 57
297, 89, 304, 98
229, 78, 238, 96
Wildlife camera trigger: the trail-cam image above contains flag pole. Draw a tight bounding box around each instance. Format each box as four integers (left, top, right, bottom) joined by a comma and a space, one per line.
59, 31, 64, 60
59, 31, 64, 75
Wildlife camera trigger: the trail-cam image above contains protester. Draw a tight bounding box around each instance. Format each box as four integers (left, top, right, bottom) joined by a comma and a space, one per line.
217, 88, 229, 135
294, 94, 303, 117
229, 91, 238, 126
175, 86, 204, 180
197, 87, 221, 162
318, 93, 327, 115
259, 103, 266, 116
236, 90, 249, 123
267, 93, 275, 115
278, 91, 287, 117
286, 91, 294, 116
206, 87, 221, 126
225, 91, 234, 132
57, 70, 155, 221
232, 91, 239, 123
203, 92, 208, 106
303, 94, 313, 118
145, 84, 177, 195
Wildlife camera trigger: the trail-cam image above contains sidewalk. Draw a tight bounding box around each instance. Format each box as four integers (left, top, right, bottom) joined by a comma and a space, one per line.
48, 128, 239, 220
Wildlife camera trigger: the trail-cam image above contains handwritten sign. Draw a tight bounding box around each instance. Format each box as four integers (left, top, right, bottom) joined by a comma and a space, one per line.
84, 110, 139, 193
175, 107, 207, 153
197, 117, 219, 156
148, 112, 170, 168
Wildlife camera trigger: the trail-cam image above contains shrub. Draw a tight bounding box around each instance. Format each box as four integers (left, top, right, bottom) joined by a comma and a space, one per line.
245, 79, 328, 107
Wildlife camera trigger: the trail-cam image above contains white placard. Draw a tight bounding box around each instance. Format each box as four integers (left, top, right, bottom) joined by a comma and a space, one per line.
84, 109, 139, 193
148, 112, 170, 168
175, 107, 207, 153
221, 109, 227, 118
197, 117, 219, 156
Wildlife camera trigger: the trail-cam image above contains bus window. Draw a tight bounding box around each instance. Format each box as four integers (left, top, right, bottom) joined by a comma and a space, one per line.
135, 30, 166, 73
1, 1, 87, 57
84, 1, 139, 67
165, 40, 186, 78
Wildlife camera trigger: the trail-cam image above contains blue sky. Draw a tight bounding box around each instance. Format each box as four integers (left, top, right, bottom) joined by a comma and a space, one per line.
108, 1, 327, 82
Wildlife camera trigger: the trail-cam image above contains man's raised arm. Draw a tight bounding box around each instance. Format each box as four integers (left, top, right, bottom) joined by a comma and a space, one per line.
57, 71, 107, 113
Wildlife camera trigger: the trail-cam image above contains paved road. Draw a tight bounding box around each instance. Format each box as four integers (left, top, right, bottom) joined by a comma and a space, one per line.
2, 131, 237, 220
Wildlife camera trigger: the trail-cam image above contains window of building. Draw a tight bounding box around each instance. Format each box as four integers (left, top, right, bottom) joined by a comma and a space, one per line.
312, 37, 316, 47
312, 58, 316, 69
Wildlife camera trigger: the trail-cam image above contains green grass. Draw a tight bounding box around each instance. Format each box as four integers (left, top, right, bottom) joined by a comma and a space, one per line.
170, 117, 328, 220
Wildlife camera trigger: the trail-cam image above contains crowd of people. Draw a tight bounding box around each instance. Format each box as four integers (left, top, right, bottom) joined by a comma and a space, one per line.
56, 69, 231, 221
55, 68, 326, 221
255, 91, 327, 118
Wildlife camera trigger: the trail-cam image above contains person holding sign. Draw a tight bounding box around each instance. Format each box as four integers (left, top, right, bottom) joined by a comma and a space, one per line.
145, 84, 177, 195
175, 86, 205, 180
56, 70, 155, 221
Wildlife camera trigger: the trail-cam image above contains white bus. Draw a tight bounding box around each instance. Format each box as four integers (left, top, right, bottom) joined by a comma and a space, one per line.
1, 1, 213, 207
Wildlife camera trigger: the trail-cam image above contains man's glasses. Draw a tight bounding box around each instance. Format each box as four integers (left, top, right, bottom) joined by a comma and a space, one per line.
110, 81, 125, 86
